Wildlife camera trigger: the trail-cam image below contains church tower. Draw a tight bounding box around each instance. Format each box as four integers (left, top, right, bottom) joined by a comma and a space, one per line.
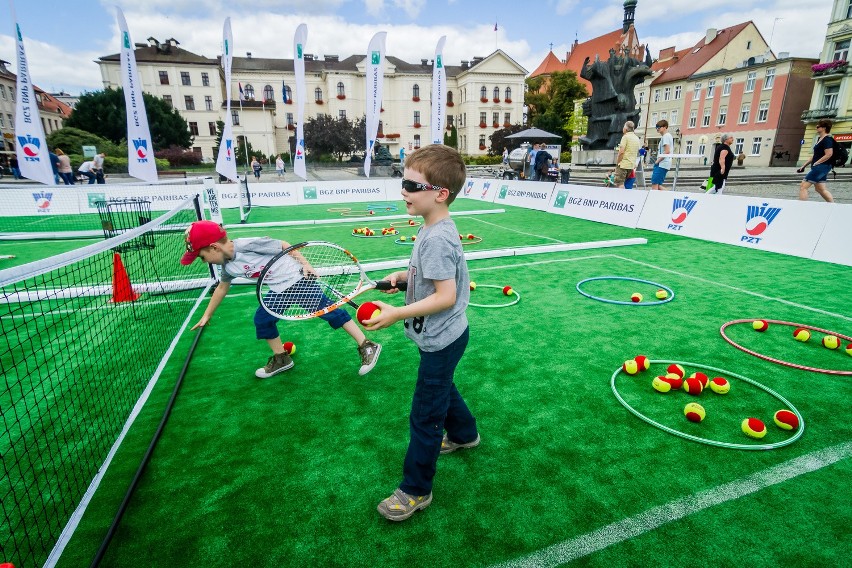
623, 0, 637, 33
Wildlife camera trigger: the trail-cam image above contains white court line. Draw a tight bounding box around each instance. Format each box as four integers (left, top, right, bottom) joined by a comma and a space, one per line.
468, 254, 612, 273
489, 442, 852, 568
468, 216, 566, 244
612, 255, 852, 323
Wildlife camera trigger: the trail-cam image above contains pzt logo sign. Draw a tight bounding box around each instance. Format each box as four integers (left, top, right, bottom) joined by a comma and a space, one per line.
463, 180, 475, 196
132, 138, 149, 163
225, 139, 233, 161
481, 181, 491, 199
741, 203, 782, 244
18, 135, 42, 162
667, 196, 698, 231
33, 191, 53, 212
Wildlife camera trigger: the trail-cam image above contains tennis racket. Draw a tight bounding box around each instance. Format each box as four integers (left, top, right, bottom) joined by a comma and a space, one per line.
256, 240, 406, 320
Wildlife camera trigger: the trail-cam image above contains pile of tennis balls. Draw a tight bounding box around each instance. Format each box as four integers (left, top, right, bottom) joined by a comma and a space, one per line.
352, 227, 398, 237
458, 233, 478, 240
621, 357, 799, 438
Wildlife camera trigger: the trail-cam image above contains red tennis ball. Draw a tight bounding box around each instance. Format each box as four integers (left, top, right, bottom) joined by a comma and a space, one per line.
846, 342, 852, 356
282, 341, 296, 355
411, 235, 416, 241
368, 210, 375, 215
667, 364, 685, 378
459, 234, 464, 240
773, 409, 799, 431
793, 328, 811, 342
630, 292, 643, 303
502, 285, 513, 296
742, 417, 767, 439
689, 372, 709, 388
633, 355, 650, 371
822, 335, 840, 349
661, 374, 683, 389
356, 301, 381, 325
752, 319, 769, 332
684, 402, 705, 423
709, 377, 730, 394
683, 377, 704, 395
408, 219, 416, 225
623, 359, 639, 375
652, 376, 671, 392
467, 233, 475, 239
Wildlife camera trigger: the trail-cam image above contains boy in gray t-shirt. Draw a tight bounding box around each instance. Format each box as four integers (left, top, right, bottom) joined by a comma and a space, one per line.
363, 145, 479, 522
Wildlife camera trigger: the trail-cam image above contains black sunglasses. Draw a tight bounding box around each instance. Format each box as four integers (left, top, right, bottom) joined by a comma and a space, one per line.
402, 178, 447, 193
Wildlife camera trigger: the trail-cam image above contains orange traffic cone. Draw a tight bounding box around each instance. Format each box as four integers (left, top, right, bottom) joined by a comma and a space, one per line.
111, 252, 139, 303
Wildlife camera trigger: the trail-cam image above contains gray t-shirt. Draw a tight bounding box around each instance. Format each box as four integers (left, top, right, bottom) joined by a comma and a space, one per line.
220, 237, 284, 283
659, 132, 674, 169
404, 217, 470, 352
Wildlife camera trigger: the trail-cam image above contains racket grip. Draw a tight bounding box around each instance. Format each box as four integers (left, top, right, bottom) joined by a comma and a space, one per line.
375, 280, 407, 291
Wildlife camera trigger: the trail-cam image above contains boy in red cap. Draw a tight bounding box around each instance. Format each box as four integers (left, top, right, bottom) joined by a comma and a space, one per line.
181, 220, 382, 378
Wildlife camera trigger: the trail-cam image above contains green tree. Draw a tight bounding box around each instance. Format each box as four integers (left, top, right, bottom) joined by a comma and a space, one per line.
211, 120, 225, 158
524, 71, 588, 146
304, 114, 355, 161
65, 88, 192, 150
488, 124, 526, 156
46, 127, 123, 157
443, 125, 458, 149
235, 135, 258, 170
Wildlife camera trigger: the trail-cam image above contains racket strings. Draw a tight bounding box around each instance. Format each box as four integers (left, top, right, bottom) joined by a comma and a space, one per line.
261, 244, 362, 318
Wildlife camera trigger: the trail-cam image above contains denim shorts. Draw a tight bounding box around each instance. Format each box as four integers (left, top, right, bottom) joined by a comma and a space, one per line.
804, 163, 831, 183
651, 165, 669, 185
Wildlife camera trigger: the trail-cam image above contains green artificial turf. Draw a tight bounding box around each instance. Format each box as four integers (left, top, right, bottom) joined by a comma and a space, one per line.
5, 202, 851, 567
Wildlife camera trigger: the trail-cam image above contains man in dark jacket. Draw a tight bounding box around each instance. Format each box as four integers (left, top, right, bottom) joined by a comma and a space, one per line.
534, 146, 552, 181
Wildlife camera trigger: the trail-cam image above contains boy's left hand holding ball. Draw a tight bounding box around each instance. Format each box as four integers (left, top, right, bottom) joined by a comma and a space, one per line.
359, 300, 399, 331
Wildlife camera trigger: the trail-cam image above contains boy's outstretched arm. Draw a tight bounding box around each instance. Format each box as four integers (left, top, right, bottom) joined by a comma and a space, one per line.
363, 278, 455, 331
191, 281, 231, 330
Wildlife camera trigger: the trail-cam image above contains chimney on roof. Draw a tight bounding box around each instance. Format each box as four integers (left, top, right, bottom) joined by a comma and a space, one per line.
421, 59, 428, 66
659, 46, 675, 60
778, 51, 789, 59
247, 52, 252, 59
304, 53, 314, 61
705, 28, 717, 44
325, 55, 339, 62
472, 56, 484, 65
461, 60, 469, 69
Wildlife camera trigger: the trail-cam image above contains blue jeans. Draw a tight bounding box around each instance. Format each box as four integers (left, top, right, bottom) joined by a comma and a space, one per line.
400, 327, 476, 496
253, 278, 351, 340
651, 165, 669, 185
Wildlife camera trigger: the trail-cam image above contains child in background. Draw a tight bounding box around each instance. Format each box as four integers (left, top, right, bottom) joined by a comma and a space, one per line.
180, 220, 382, 378
364, 145, 479, 522
603, 170, 616, 187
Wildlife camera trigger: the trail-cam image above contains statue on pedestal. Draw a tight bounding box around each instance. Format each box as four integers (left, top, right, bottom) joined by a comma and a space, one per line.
579, 47, 652, 150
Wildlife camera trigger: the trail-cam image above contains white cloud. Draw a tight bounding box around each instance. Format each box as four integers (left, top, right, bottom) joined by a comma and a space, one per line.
0, 35, 104, 94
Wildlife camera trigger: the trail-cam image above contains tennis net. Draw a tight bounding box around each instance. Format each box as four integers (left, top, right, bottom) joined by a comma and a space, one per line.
0, 177, 209, 240
0, 194, 212, 568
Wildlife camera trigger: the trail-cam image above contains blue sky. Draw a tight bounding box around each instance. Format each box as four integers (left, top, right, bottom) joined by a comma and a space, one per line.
0, 0, 833, 95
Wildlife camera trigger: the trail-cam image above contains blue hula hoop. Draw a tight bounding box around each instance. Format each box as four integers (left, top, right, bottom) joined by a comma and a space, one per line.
576, 276, 674, 306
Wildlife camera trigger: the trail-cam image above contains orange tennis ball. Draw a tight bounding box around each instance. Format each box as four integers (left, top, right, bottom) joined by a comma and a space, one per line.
742, 418, 767, 439
631, 292, 643, 303
683, 377, 704, 395
623, 359, 639, 375
752, 319, 769, 332
282, 341, 296, 355
502, 285, 513, 296
356, 301, 381, 325
822, 335, 840, 349
467, 233, 475, 239
633, 355, 650, 371
709, 377, 730, 394
793, 328, 811, 342
652, 376, 672, 393
689, 372, 709, 388
469, 281, 477, 291
667, 364, 685, 378
655, 289, 668, 300
773, 409, 799, 431
684, 403, 705, 423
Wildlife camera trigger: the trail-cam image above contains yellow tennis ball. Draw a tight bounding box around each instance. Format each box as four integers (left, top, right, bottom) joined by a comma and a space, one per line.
652, 376, 672, 393
822, 335, 840, 349
282, 341, 296, 355
709, 377, 730, 394
400, 236, 407, 241
623, 359, 639, 375
631, 292, 643, 303
773, 409, 799, 431
846, 342, 852, 356
793, 328, 811, 342
742, 418, 767, 439
752, 319, 769, 332
684, 403, 705, 423
655, 289, 668, 299
469, 281, 477, 291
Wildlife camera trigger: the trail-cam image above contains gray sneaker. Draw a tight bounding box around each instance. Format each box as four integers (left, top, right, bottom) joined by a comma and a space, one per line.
255, 352, 294, 378
440, 433, 481, 454
377, 488, 432, 521
358, 340, 382, 376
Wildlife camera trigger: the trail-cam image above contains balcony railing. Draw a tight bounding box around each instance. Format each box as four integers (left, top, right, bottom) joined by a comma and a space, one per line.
801, 107, 838, 121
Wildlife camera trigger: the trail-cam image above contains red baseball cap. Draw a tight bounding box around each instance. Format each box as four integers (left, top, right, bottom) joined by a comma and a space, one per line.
180, 220, 227, 265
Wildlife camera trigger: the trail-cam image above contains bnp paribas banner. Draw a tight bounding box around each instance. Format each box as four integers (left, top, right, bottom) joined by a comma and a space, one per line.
116, 7, 157, 183
363, 32, 387, 177
293, 180, 391, 205
293, 24, 308, 180
430, 36, 447, 145
215, 18, 238, 182
548, 184, 649, 228
493, 180, 555, 211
